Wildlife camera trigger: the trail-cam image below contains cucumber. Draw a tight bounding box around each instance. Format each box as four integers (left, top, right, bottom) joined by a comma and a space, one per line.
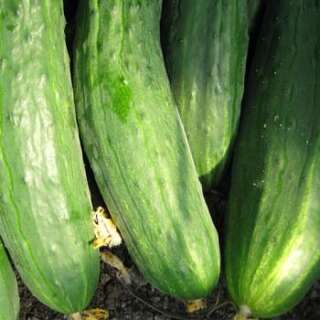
162, 0, 248, 190
73, 0, 220, 299
0, 0, 99, 314
0, 241, 19, 320
248, 0, 262, 31
225, 1, 320, 318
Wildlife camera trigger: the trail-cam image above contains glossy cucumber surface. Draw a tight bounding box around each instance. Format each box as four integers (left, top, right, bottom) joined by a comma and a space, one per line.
225, 1, 320, 317
0, 0, 99, 314
163, 0, 248, 190
74, 0, 220, 300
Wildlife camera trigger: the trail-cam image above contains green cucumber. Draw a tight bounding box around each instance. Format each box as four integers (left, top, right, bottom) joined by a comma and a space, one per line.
0, 0, 99, 314
73, 0, 220, 299
0, 241, 19, 320
225, 1, 320, 318
162, 0, 248, 190
248, 0, 262, 32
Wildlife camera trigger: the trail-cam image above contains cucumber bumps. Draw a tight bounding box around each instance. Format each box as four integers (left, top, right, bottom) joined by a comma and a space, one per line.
73, 0, 220, 299
225, 1, 320, 317
0, 0, 99, 314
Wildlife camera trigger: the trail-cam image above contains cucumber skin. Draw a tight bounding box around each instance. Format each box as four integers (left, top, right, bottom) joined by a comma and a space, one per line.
0, 0, 99, 314
163, 0, 248, 190
74, 0, 220, 299
225, 1, 320, 318
0, 242, 19, 320
248, 0, 262, 31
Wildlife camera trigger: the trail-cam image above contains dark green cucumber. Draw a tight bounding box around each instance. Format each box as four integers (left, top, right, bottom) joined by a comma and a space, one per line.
0, 0, 99, 314
73, 0, 220, 299
225, 1, 320, 318
162, 0, 248, 190
0, 241, 19, 320
248, 0, 262, 31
